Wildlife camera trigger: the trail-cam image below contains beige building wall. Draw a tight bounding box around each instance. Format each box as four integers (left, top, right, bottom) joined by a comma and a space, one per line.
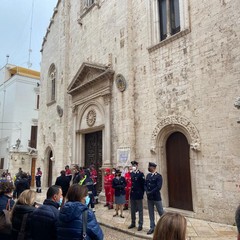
38, 0, 240, 224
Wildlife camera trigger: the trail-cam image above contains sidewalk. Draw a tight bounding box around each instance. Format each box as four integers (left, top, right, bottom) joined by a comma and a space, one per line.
94, 204, 237, 240
35, 190, 237, 240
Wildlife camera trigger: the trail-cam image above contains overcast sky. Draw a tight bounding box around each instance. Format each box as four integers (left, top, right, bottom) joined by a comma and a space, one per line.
0, 0, 58, 71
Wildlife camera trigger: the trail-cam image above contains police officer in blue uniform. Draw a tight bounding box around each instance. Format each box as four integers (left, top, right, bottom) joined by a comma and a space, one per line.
145, 162, 164, 235
128, 161, 145, 231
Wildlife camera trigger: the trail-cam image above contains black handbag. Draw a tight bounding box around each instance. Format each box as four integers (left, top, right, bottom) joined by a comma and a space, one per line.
0, 199, 12, 235
17, 213, 28, 240
82, 210, 88, 240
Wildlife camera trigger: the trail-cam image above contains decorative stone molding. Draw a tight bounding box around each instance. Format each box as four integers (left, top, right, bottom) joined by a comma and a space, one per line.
151, 115, 201, 153
190, 141, 201, 151
115, 74, 127, 92
86, 109, 96, 127
234, 97, 240, 109
67, 62, 114, 97
57, 105, 63, 117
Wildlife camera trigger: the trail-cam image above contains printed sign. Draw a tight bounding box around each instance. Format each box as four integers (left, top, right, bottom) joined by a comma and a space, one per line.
117, 148, 130, 166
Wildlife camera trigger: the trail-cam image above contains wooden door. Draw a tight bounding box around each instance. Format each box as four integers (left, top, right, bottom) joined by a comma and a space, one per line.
48, 151, 53, 187
166, 132, 193, 211
85, 131, 102, 192
31, 158, 36, 187
0, 158, 4, 169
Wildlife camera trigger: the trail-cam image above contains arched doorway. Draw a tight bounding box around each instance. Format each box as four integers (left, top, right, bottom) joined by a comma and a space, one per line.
166, 131, 193, 211
48, 151, 53, 187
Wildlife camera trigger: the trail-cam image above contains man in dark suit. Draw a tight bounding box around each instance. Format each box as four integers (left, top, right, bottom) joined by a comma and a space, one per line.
145, 162, 164, 234
55, 170, 70, 205
128, 161, 145, 231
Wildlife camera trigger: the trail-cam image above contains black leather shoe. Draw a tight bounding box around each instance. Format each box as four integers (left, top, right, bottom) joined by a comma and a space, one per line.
123, 206, 128, 210
104, 204, 109, 207
137, 226, 142, 231
147, 229, 154, 235
128, 224, 136, 229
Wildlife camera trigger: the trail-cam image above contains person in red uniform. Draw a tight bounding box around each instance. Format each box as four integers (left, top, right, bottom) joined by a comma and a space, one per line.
35, 167, 42, 193
124, 166, 132, 210
104, 168, 114, 209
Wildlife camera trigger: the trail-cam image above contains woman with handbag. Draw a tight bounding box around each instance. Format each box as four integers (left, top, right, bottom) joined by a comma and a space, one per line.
57, 184, 103, 240
11, 189, 37, 240
0, 181, 15, 240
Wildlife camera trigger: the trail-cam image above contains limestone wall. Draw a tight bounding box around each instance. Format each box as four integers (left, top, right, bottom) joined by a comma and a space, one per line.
38, 0, 240, 224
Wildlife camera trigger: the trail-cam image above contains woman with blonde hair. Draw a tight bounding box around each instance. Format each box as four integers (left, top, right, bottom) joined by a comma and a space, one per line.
11, 189, 37, 240
153, 212, 187, 240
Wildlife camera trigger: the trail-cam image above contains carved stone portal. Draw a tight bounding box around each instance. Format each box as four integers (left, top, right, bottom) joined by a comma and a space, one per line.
151, 115, 201, 153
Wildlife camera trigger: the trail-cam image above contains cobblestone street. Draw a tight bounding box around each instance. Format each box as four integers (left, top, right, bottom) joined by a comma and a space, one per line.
102, 226, 142, 240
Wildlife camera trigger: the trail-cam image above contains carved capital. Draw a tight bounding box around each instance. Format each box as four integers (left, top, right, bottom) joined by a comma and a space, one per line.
234, 97, 240, 109
72, 105, 78, 114
103, 94, 111, 105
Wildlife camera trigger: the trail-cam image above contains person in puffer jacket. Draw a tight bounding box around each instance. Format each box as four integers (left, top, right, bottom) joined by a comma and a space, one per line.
57, 184, 103, 240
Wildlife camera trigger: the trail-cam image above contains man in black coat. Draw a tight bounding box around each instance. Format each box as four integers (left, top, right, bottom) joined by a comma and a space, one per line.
128, 161, 145, 231
145, 162, 164, 235
15, 172, 30, 198
31, 185, 62, 240
55, 171, 70, 198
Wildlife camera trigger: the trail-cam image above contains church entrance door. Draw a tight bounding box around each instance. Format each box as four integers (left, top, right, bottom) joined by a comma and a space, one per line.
166, 132, 193, 211
85, 131, 102, 192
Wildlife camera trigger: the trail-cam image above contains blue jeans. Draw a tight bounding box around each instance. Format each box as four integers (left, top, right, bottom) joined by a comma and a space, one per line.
147, 200, 164, 229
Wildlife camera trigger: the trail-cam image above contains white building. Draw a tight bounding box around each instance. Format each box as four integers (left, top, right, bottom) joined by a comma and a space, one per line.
0, 64, 40, 181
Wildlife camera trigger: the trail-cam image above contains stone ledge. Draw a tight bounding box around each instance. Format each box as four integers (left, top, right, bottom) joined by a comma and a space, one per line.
147, 28, 191, 53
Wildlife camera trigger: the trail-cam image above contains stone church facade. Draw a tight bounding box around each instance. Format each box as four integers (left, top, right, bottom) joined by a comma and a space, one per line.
37, 0, 240, 224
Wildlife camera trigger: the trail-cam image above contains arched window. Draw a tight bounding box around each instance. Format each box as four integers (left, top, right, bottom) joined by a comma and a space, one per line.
48, 64, 56, 103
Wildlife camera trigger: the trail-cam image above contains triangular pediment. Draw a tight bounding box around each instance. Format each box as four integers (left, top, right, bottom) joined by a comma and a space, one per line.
67, 62, 114, 95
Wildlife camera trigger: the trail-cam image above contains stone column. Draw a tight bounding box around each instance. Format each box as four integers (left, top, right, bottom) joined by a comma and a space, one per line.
102, 94, 112, 167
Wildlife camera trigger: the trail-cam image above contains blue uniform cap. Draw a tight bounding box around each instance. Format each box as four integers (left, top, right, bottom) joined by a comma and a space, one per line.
148, 162, 157, 168
131, 161, 138, 166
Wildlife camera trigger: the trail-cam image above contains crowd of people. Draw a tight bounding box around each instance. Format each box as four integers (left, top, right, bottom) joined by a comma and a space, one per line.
1, 161, 240, 240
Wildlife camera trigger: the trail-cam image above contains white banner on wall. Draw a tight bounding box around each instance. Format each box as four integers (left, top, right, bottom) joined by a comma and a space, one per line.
117, 147, 131, 167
